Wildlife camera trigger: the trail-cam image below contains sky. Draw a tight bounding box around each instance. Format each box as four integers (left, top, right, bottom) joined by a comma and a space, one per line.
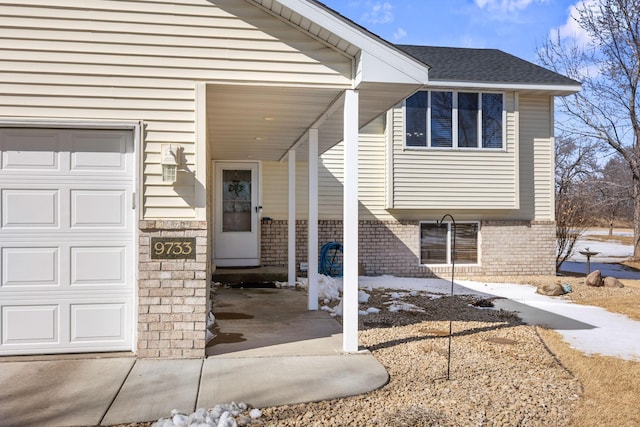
318, 0, 585, 62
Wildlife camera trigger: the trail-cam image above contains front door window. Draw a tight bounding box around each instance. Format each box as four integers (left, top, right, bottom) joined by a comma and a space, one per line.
222, 169, 252, 232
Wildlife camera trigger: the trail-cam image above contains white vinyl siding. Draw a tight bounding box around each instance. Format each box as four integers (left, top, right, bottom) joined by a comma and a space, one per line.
261, 160, 309, 219
391, 91, 518, 210
261, 132, 390, 220
318, 133, 390, 220
0, 0, 352, 219
519, 94, 555, 221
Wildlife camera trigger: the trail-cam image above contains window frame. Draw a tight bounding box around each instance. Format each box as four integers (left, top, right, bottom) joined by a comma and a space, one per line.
419, 221, 481, 266
403, 90, 506, 150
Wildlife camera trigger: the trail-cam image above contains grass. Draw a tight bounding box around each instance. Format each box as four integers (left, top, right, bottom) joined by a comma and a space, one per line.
537, 327, 640, 427
570, 290, 640, 322
551, 278, 640, 425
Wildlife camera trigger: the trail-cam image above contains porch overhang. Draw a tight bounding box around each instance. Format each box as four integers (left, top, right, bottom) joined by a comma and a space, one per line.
206, 80, 424, 162
209, 0, 432, 162
206, 0, 431, 355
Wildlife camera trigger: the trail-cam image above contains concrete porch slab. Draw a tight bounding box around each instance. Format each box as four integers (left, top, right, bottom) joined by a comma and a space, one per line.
198, 353, 389, 409
208, 333, 344, 358
0, 357, 135, 427
206, 286, 343, 357
101, 358, 203, 425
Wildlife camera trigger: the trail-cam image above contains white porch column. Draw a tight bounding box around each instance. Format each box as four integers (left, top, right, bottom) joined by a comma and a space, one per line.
343, 89, 359, 352
308, 128, 319, 310
288, 149, 297, 287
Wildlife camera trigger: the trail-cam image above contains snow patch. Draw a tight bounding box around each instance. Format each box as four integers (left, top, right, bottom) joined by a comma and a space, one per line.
358, 290, 370, 303
153, 402, 260, 427
385, 301, 425, 313
297, 275, 343, 301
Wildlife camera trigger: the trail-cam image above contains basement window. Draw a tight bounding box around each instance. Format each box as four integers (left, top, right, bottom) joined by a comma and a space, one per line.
420, 222, 479, 265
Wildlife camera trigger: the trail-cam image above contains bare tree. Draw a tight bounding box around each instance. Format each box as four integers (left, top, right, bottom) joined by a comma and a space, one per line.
595, 154, 634, 234
538, 0, 640, 258
555, 137, 598, 271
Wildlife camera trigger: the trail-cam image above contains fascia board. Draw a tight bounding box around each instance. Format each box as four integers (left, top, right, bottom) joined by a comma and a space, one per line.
427, 80, 582, 95
356, 51, 430, 86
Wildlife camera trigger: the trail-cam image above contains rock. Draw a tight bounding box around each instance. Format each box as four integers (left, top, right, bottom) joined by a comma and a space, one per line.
585, 270, 604, 287
537, 281, 565, 296
604, 276, 624, 288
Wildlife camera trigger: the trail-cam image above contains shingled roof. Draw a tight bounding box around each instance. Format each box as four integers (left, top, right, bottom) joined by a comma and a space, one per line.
396, 45, 580, 87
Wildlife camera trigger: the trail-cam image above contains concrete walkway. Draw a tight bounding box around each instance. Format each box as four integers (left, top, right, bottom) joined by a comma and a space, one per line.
0, 348, 388, 426
457, 279, 640, 361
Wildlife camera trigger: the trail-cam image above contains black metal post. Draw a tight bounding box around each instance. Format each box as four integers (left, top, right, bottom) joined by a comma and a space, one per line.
437, 213, 456, 380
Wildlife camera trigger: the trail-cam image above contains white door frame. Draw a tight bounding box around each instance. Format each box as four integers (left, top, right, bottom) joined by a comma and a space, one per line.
213, 161, 261, 267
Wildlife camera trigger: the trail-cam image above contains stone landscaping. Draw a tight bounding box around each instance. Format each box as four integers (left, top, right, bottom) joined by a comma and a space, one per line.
254, 288, 582, 426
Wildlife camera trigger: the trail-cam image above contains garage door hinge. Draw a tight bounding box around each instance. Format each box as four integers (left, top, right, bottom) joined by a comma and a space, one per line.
132, 192, 136, 209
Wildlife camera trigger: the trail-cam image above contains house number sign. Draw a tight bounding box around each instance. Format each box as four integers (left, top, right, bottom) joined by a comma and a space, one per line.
151, 237, 196, 260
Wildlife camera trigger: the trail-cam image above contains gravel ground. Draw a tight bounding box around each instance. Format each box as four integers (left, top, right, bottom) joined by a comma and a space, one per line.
254, 288, 582, 427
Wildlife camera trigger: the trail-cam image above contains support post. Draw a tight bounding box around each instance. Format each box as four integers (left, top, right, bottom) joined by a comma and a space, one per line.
288, 149, 297, 287
343, 89, 359, 352
308, 128, 319, 310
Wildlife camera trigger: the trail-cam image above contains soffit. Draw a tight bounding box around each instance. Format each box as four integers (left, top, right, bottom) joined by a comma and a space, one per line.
207, 84, 343, 161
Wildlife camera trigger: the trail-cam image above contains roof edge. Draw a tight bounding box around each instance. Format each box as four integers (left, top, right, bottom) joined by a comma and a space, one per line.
427, 80, 581, 95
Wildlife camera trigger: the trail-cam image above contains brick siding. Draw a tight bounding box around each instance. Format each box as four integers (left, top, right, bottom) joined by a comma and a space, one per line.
261, 219, 556, 278
137, 220, 208, 358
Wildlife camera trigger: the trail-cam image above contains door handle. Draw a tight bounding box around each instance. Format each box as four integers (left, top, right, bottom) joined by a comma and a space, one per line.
255, 206, 262, 213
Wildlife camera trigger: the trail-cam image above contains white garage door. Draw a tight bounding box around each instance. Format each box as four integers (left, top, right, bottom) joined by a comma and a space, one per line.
0, 127, 135, 355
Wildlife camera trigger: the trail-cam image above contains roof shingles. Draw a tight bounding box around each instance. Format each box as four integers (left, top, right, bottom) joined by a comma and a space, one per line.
397, 45, 580, 87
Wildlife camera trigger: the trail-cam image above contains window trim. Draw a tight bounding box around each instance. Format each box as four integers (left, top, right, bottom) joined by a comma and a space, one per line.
419, 220, 481, 266
403, 90, 506, 151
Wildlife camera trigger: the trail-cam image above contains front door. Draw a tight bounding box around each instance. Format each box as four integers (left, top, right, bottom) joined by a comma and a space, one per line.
214, 162, 260, 267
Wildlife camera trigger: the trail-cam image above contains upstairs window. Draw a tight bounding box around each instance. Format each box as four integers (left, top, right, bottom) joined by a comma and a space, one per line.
405, 91, 504, 149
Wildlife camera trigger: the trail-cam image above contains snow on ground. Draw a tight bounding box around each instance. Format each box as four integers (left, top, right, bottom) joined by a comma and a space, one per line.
456, 279, 640, 361
299, 271, 640, 361
561, 228, 640, 277
567, 229, 633, 263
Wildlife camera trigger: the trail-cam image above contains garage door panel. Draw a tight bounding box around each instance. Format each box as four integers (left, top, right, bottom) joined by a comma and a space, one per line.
71, 303, 126, 342
71, 190, 126, 228
71, 246, 126, 285
0, 130, 61, 171
1, 247, 59, 287
1, 304, 59, 345
70, 131, 130, 173
1, 189, 59, 228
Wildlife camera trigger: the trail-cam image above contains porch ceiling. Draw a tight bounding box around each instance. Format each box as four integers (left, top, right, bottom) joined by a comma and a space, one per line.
206, 82, 421, 161
207, 84, 343, 161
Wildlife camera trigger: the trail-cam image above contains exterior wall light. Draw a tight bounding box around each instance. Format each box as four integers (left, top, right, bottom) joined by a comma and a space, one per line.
161, 144, 180, 183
